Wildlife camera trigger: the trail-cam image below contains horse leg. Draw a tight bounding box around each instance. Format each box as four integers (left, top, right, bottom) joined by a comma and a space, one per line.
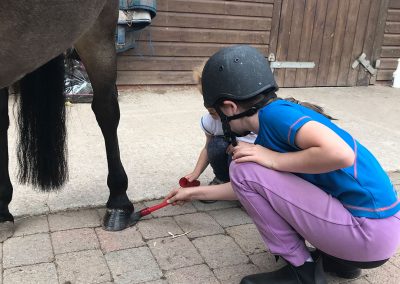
0, 88, 15, 241
74, 0, 133, 231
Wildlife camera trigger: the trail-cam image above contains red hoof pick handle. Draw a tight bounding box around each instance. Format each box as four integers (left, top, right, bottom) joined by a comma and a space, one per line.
130, 177, 201, 225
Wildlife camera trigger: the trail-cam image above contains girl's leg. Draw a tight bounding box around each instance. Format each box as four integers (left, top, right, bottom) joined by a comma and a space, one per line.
207, 136, 230, 182
229, 162, 400, 266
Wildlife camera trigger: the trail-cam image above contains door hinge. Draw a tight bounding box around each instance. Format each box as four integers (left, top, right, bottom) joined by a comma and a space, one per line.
351, 53, 377, 75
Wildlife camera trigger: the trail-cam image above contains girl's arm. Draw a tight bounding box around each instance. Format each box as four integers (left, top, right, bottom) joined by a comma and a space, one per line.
185, 134, 211, 181
233, 121, 355, 174
166, 182, 237, 204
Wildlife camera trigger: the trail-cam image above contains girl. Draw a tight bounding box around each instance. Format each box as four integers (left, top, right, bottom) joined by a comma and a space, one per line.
166, 45, 400, 284
184, 66, 257, 203
184, 65, 235, 188
184, 107, 257, 187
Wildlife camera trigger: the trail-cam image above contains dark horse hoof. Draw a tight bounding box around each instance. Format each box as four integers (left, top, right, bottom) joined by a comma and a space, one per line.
102, 208, 136, 231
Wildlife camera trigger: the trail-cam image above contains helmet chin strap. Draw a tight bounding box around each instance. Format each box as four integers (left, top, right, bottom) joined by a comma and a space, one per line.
215, 95, 276, 146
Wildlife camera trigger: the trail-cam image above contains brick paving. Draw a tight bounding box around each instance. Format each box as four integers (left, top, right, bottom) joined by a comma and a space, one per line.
0, 172, 399, 284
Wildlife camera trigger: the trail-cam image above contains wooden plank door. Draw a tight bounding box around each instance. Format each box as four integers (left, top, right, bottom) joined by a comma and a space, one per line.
269, 0, 388, 87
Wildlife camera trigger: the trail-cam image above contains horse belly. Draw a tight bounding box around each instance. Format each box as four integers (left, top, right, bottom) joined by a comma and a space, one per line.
0, 0, 110, 88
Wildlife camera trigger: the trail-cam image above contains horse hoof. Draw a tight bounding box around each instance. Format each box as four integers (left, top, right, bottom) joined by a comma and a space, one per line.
102, 208, 134, 231
0, 221, 14, 242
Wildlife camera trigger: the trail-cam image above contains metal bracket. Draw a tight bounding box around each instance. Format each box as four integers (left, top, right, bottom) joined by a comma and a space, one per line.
268, 53, 315, 71
270, 61, 315, 69
351, 53, 377, 75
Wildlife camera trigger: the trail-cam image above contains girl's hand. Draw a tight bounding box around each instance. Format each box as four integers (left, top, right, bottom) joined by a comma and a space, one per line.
229, 142, 278, 169
165, 188, 191, 206
185, 172, 200, 182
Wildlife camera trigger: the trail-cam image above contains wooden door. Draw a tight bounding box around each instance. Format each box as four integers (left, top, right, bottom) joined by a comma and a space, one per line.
269, 0, 389, 87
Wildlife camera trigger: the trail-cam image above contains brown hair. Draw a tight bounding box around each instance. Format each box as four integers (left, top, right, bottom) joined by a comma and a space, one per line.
233, 93, 336, 120
283, 97, 336, 120
193, 63, 205, 94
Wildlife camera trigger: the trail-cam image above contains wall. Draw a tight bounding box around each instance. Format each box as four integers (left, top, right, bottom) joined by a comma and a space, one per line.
376, 0, 400, 84
116, 0, 274, 85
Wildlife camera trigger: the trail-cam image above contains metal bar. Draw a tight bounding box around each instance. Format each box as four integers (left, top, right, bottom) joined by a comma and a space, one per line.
270, 61, 315, 69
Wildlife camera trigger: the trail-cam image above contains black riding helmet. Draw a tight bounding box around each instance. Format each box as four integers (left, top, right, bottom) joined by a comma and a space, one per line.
201, 45, 278, 146
201, 45, 278, 108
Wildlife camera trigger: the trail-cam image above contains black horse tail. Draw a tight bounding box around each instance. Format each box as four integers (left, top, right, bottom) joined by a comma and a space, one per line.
17, 54, 68, 191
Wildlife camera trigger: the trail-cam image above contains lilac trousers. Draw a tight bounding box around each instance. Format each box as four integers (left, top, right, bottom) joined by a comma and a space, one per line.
229, 162, 400, 267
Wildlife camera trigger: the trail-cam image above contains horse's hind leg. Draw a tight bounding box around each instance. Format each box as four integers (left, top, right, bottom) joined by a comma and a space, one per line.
75, 0, 133, 231
0, 88, 15, 241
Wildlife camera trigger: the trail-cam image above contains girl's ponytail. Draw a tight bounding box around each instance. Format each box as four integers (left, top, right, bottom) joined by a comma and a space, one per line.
284, 97, 336, 120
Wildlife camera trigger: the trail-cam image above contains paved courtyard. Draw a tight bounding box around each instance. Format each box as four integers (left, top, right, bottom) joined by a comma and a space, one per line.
2, 86, 400, 283
6, 86, 400, 217
0, 171, 399, 284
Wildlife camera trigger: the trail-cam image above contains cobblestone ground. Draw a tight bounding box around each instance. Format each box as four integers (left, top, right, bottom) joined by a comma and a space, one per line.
1, 172, 399, 284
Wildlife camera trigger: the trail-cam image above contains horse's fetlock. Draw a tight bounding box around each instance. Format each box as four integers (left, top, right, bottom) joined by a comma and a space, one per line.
107, 192, 133, 210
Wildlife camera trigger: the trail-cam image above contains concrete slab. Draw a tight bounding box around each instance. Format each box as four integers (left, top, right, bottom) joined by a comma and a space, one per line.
3, 263, 58, 284
192, 235, 249, 269
147, 236, 203, 271
165, 264, 219, 284
142, 280, 168, 284
51, 228, 99, 254
5, 86, 400, 217
105, 247, 162, 284
389, 251, 400, 269
226, 224, 266, 255
13, 215, 49, 237
56, 249, 111, 284
48, 209, 100, 231
213, 263, 260, 284
0, 207, 399, 283
3, 233, 53, 268
192, 200, 240, 211
249, 252, 286, 272
361, 262, 400, 284
345, 277, 371, 284
174, 212, 224, 238
95, 226, 145, 253
208, 208, 253, 228
136, 217, 183, 240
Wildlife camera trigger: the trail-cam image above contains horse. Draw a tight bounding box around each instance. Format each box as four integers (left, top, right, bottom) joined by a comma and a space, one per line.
0, 0, 136, 240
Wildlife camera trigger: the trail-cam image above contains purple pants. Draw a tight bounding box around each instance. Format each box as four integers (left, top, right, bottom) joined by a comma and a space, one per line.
230, 162, 400, 267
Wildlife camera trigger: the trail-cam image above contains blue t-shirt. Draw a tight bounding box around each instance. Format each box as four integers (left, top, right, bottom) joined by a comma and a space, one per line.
254, 99, 399, 219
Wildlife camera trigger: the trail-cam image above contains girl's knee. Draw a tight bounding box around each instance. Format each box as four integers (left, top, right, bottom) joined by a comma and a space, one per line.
229, 161, 247, 180
229, 161, 276, 185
